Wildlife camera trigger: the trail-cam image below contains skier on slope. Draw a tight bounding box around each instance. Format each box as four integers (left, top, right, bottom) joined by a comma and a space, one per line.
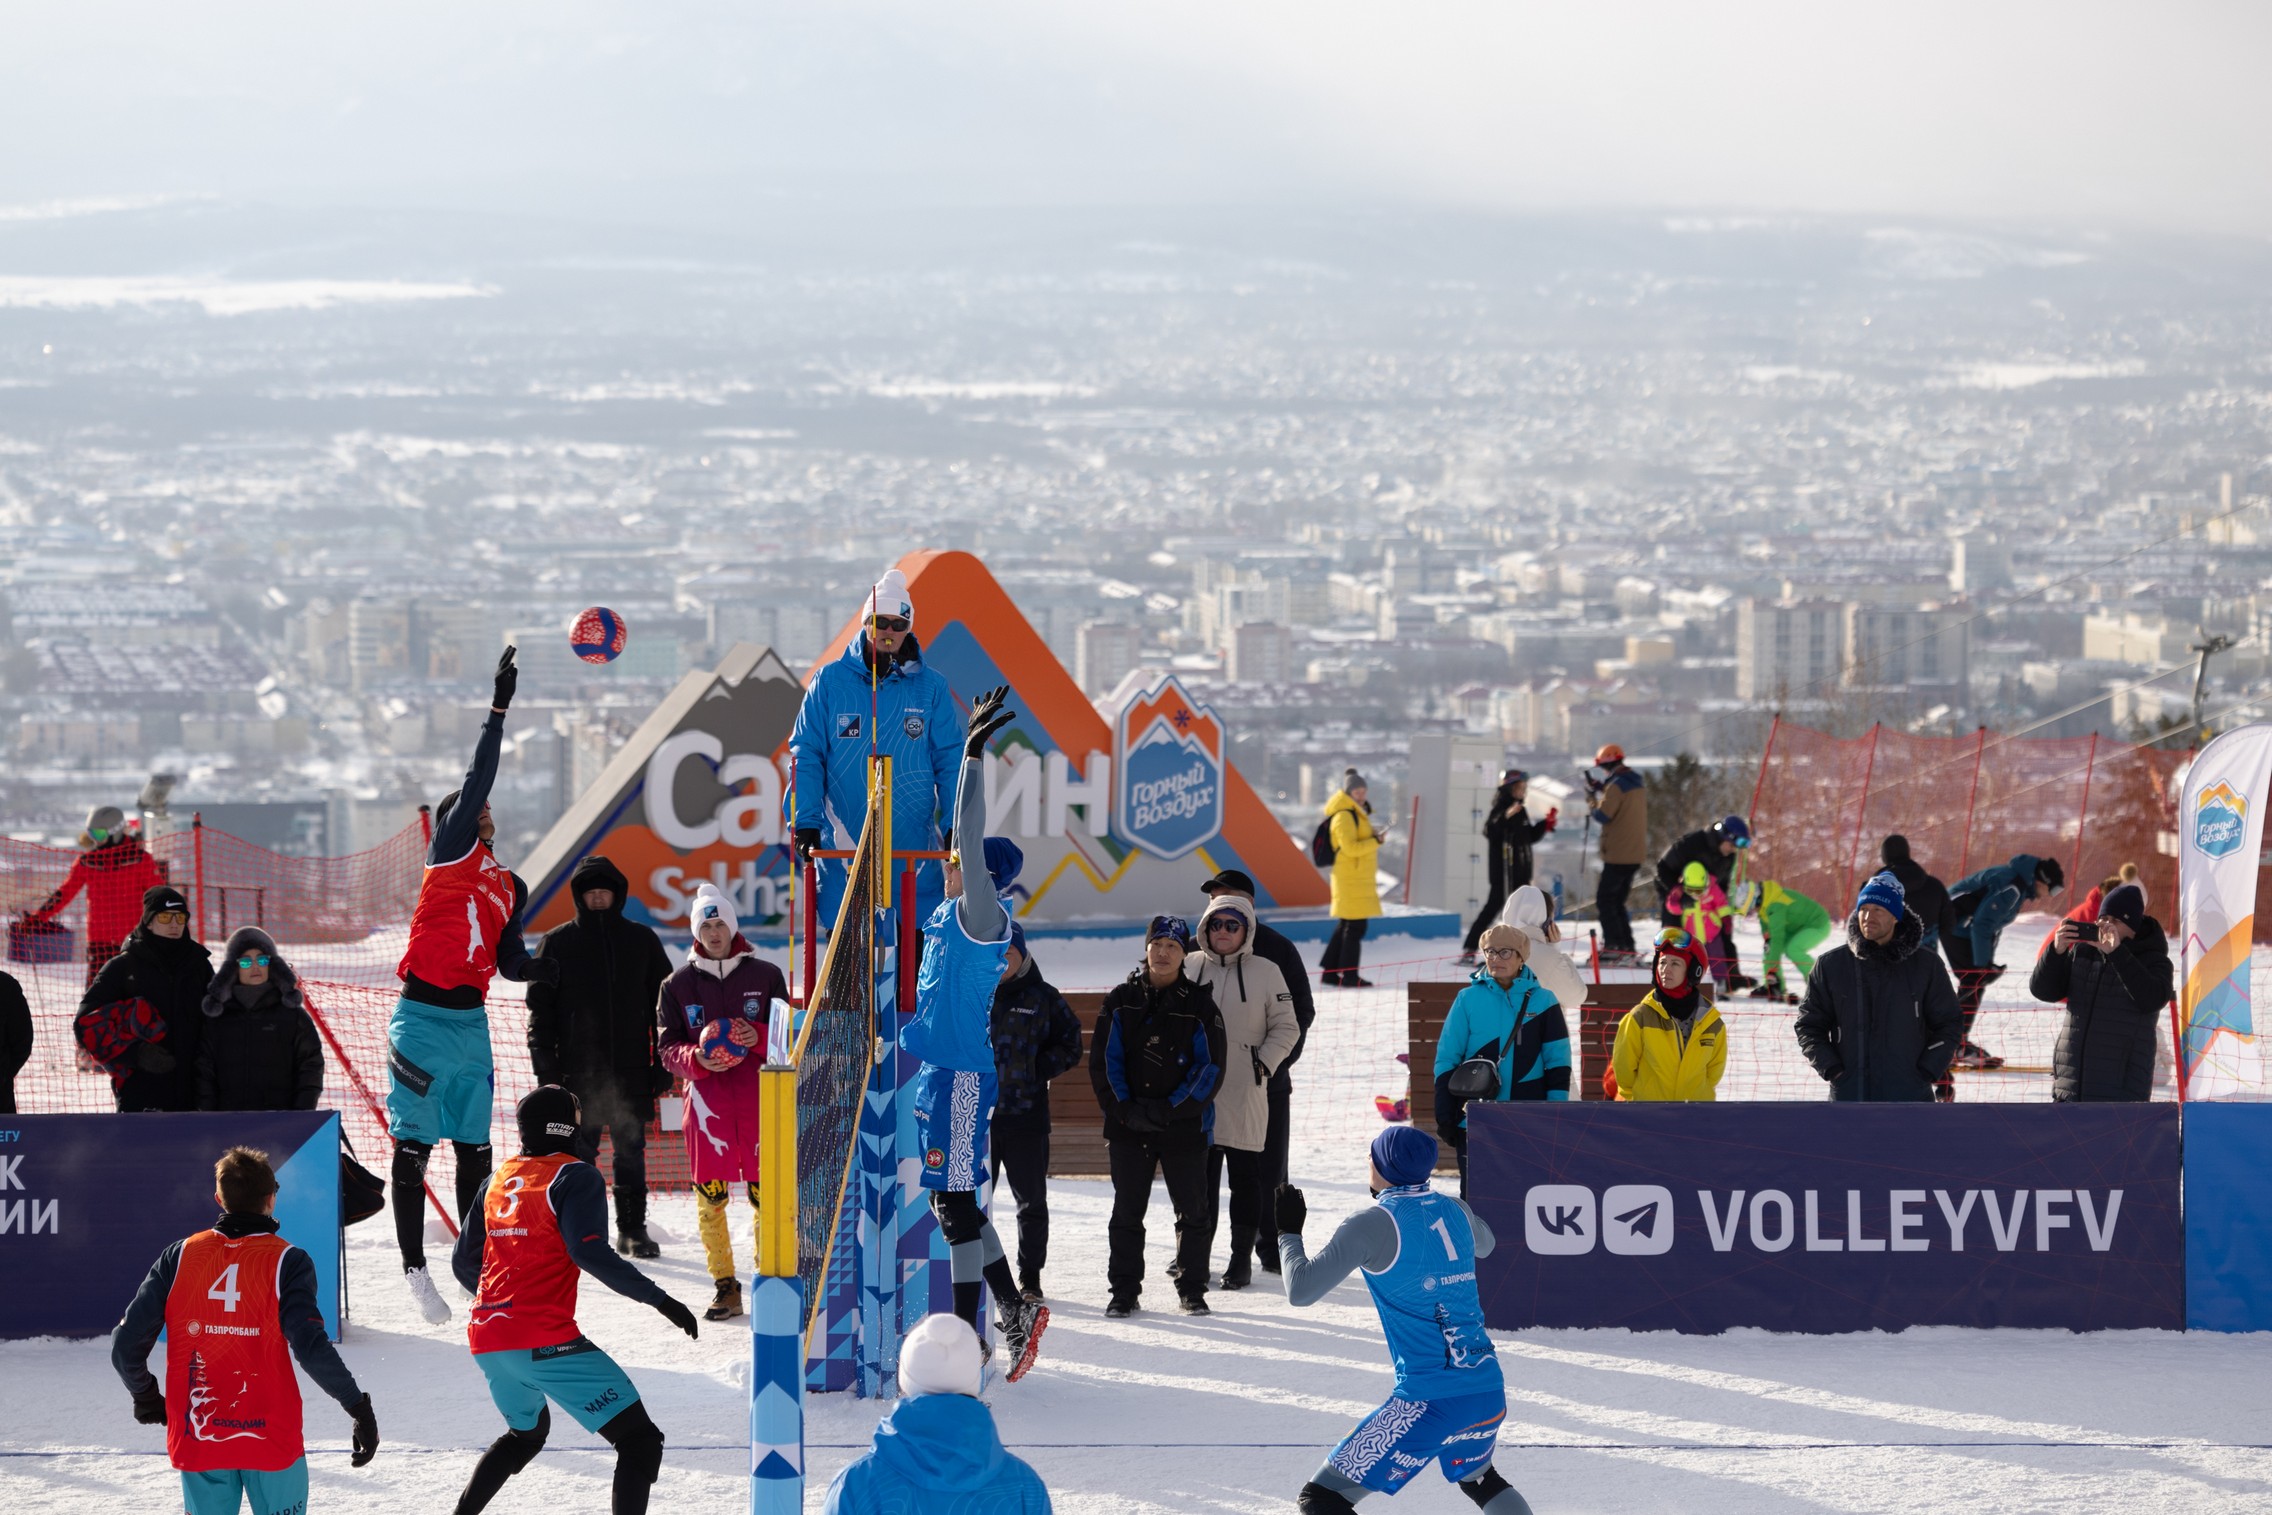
1275, 1126, 1532, 1515
449, 1086, 699, 1515
387, 646, 562, 1325
905, 684, 1050, 1381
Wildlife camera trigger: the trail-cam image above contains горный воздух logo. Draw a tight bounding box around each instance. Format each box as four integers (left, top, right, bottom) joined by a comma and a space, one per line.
1112, 674, 1225, 861
2193, 780, 2248, 860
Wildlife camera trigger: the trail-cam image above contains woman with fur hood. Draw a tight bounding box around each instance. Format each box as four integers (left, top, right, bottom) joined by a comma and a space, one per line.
196, 926, 324, 1111
1185, 893, 1299, 1291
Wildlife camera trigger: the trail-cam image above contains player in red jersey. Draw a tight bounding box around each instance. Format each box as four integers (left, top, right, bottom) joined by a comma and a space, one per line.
450, 1085, 699, 1515
388, 645, 563, 1324
111, 1146, 380, 1515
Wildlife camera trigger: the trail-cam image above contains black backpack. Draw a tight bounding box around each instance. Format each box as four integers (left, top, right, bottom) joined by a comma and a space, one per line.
1311, 817, 1337, 866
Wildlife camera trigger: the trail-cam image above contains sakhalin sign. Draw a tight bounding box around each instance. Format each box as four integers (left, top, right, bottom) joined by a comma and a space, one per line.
1111, 674, 1226, 861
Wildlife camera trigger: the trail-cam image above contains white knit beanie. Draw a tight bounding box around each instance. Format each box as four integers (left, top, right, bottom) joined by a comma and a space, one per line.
897, 1312, 983, 1398
867, 568, 914, 629
689, 884, 739, 945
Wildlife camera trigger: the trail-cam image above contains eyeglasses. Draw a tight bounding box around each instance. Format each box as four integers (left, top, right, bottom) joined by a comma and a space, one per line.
236, 953, 271, 968
1206, 918, 1246, 933
868, 614, 911, 633
152, 911, 187, 925
1483, 947, 1523, 960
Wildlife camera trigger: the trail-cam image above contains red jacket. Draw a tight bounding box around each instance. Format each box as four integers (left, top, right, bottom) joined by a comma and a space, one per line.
31, 838, 165, 945
656, 939, 789, 1185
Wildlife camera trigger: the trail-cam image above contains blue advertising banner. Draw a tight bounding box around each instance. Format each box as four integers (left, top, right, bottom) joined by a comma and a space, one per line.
0, 1112, 342, 1340
1465, 1103, 2181, 1333
2183, 1101, 2272, 1331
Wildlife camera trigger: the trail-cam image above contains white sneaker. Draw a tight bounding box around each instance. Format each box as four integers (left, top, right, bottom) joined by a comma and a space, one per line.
405, 1266, 452, 1325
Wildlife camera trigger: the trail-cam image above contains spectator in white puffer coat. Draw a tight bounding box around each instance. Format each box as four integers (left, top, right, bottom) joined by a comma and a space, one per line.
1185, 893, 1299, 1291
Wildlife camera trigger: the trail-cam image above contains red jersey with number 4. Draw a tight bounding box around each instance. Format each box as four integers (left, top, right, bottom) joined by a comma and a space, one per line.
398, 844, 516, 997
468, 1152, 583, 1353
163, 1231, 303, 1473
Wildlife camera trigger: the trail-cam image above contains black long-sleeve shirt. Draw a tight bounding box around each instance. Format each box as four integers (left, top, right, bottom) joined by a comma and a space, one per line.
451, 1158, 675, 1312
111, 1212, 363, 1411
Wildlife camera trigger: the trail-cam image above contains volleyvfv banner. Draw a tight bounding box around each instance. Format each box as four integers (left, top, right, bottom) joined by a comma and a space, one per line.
2179, 724, 2272, 1097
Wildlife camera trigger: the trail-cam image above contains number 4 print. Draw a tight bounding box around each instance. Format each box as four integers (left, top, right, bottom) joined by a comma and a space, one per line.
206, 1263, 241, 1313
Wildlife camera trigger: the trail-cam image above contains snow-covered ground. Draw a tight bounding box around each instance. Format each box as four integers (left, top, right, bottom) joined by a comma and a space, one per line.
8, 919, 2262, 1514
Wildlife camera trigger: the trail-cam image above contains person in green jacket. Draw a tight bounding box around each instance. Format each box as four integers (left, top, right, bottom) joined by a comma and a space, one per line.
1747, 879, 1831, 1002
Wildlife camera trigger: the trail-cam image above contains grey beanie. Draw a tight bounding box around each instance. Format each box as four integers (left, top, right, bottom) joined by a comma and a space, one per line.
85, 804, 126, 837
1341, 769, 1367, 794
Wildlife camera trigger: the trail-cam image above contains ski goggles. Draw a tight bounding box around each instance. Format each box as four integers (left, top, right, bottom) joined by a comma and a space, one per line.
86, 827, 110, 844
1654, 927, 1697, 952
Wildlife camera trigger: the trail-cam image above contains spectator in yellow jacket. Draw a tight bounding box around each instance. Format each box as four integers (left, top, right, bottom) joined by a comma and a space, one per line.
1610, 928, 1726, 1101
1320, 771, 1385, 988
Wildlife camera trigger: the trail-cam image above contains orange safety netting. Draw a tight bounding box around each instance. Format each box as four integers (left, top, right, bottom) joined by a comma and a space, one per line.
5, 817, 696, 1221
1745, 719, 2195, 930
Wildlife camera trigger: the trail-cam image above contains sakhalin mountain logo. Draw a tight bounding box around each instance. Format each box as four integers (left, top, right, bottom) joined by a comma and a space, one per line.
1112, 674, 1226, 861
2194, 780, 2247, 860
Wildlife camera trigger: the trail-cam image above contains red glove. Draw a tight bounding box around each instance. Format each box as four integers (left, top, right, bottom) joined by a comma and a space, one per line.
1543, 807, 1559, 832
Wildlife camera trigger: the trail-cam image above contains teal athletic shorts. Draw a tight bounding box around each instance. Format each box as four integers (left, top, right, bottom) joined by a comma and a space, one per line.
476, 1337, 641, 1433
385, 995, 495, 1146
180, 1458, 308, 1515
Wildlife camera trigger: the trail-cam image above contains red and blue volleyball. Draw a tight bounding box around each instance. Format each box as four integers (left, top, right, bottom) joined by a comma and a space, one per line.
571, 606, 628, 664
698, 1018, 748, 1067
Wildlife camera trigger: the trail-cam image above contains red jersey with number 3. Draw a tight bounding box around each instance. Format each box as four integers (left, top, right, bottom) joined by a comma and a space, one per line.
468, 1152, 583, 1353
398, 843, 516, 997
163, 1231, 303, 1473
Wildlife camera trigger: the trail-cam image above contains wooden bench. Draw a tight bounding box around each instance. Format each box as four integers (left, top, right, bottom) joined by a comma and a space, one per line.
1405, 978, 1704, 1166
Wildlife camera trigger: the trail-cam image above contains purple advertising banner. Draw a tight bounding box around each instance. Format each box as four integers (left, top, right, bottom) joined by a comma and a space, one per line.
1465, 1103, 2181, 1333
0, 1111, 341, 1340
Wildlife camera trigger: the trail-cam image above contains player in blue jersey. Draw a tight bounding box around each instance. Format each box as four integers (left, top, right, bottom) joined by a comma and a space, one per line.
905, 684, 1048, 1382
1277, 1126, 1532, 1515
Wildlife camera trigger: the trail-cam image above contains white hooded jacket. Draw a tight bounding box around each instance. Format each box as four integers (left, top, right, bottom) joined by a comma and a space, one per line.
1499, 884, 1588, 1012
1184, 895, 1299, 1152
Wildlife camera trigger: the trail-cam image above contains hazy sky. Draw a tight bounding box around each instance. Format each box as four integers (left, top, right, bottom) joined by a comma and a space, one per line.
5, 1, 2269, 235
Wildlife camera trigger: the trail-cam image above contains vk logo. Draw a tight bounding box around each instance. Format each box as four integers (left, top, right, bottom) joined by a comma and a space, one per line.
1603, 1184, 1675, 1256
1524, 1184, 1596, 1255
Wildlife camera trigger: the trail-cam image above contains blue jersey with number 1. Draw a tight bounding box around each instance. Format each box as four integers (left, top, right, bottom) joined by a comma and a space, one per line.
1363, 1185, 1503, 1401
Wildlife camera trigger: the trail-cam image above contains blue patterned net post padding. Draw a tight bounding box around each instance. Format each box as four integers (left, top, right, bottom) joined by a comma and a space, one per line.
749, 1275, 805, 1515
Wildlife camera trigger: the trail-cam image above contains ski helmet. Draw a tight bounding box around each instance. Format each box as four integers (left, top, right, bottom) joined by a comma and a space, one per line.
1594, 743, 1625, 767
1717, 815, 1751, 847
517, 1085, 582, 1156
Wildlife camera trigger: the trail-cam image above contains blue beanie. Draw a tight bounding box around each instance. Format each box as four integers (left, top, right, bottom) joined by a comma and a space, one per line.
1855, 871, 1905, 919
1371, 1126, 1439, 1189
1008, 920, 1027, 957
982, 836, 1023, 892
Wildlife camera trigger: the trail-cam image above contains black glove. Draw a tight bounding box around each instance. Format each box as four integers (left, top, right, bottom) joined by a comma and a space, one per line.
133, 1040, 176, 1074
348, 1392, 379, 1467
965, 685, 1016, 759
491, 645, 519, 712
132, 1387, 166, 1426
1275, 1184, 1307, 1238
792, 828, 821, 863
649, 1063, 675, 1098
656, 1296, 699, 1339
654, 1290, 695, 1335
1117, 1098, 1165, 1135
1251, 1048, 1268, 1086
